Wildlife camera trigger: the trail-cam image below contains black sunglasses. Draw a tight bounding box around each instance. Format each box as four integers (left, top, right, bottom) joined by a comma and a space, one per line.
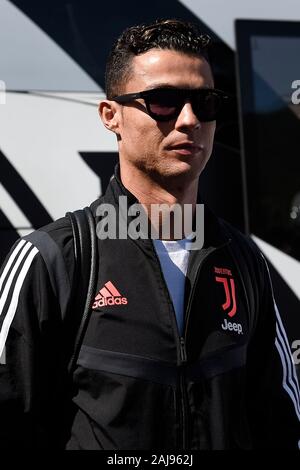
112, 87, 229, 122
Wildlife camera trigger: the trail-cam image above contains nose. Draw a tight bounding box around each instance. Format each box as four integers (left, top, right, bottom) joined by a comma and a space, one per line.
175, 100, 201, 131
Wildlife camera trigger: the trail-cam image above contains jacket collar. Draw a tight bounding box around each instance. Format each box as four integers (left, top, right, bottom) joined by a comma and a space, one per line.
91, 162, 230, 249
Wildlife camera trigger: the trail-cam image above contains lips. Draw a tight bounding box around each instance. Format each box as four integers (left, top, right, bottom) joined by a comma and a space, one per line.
167, 142, 203, 152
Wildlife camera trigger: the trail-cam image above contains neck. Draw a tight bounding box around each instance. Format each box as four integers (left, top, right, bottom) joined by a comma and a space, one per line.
119, 161, 199, 240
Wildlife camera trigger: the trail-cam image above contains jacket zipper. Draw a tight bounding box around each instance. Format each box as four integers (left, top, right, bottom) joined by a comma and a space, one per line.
149, 240, 188, 448
179, 337, 188, 449
150, 238, 230, 450
180, 241, 232, 449
179, 248, 217, 450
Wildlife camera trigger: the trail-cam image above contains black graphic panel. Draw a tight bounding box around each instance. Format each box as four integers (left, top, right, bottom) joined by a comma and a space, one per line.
0, 150, 53, 228
0, 210, 19, 265
236, 20, 300, 260
236, 21, 300, 377
79, 152, 119, 195
11, 0, 234, 92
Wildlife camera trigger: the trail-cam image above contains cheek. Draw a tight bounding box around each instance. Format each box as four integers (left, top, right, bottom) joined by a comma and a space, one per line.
204, 123, 216, 150
121, 114, 164, 153
121, 109, 146, 139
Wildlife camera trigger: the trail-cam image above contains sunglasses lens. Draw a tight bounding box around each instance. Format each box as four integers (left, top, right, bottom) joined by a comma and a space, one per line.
149, 103, 177, 116
194, 91, 222, 121
144, 88, 225, 122
146, 89, 183, 121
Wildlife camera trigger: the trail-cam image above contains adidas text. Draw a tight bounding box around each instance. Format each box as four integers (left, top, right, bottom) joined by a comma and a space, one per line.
93, 297, 128, 309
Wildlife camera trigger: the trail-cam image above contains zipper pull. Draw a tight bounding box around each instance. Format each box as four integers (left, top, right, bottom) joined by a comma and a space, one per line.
180, 337, 187, 364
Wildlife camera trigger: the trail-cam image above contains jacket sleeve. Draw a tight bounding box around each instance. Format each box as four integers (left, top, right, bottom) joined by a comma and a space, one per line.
0, 238, 67, 448
246, 251, 300, 449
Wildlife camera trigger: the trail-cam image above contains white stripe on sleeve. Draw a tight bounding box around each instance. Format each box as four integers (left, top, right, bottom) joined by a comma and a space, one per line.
0, 239, 27, 292
0, 246, 39, 357
262, 253, 300, 421
0, 241, 33, 317
0, 346, 5, 364
275, 305, 300, 419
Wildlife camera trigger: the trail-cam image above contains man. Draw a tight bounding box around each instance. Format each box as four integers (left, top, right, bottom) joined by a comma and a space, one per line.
0, 19, 299, 450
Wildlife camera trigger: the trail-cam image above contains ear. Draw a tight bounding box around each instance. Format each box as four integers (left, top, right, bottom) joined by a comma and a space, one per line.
98, 100, 120, 134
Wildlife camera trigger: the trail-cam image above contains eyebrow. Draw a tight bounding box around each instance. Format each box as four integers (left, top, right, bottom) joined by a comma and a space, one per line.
143, 83, 179, 91
143, 83, 212, 91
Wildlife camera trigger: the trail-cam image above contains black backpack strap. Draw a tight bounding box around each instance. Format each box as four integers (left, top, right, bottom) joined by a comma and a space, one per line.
65, 206, 98, 374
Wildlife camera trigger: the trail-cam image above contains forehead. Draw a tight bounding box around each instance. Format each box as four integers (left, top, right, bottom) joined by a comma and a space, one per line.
125, 49, 214, 92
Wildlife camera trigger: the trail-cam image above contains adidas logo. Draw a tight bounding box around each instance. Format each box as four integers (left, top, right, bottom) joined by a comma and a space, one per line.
92, 281, 128, 309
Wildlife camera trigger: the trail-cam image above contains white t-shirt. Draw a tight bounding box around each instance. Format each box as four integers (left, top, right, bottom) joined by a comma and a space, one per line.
153, 238, 190, 336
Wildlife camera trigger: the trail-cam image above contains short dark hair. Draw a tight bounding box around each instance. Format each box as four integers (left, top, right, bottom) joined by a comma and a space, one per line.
105, 18, 212, 99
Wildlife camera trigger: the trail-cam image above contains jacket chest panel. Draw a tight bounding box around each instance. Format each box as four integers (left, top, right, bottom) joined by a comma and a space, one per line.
82, 239, 178, 362
185, 249, 251, 362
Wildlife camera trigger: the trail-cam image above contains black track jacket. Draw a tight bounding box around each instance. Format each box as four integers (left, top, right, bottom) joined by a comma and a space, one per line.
0, 166, 300, 449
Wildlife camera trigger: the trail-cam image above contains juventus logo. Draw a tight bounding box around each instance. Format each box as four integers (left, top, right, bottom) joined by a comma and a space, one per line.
214, 267, 237, 317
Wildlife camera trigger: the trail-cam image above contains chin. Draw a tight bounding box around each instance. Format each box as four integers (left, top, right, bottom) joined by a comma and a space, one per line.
151, 161, 205, 188
165, 157, 207, 179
